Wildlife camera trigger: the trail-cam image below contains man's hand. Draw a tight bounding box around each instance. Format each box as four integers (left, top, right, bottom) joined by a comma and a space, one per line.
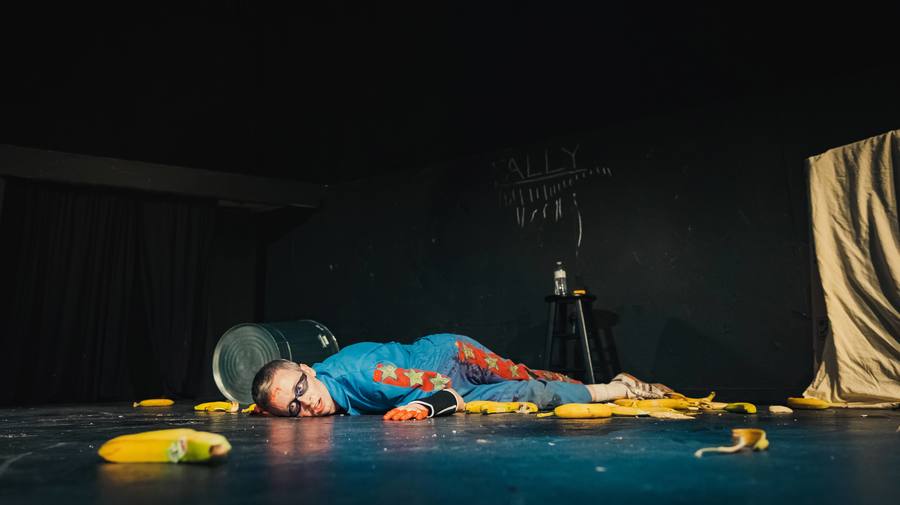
383, 403, 429, 421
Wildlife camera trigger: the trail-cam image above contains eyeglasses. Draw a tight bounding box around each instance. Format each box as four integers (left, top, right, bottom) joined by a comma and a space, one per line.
286, 372, 309, 417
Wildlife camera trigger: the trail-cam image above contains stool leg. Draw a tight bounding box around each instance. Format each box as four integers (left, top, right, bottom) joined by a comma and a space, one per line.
544, 301, 557, 370
575, 300, 595, 383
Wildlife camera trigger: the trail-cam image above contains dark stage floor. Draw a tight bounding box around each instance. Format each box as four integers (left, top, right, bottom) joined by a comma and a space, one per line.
1, 404, 898, 504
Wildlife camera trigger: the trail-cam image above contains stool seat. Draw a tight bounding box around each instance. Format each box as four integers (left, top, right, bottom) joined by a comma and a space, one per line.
543, 294, 621, 384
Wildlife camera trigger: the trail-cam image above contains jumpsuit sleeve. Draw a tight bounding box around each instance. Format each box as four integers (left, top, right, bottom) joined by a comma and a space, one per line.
346, 363, 456, 413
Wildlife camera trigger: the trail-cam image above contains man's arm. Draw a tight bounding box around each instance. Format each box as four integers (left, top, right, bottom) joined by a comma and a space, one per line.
383, 388, 465, 421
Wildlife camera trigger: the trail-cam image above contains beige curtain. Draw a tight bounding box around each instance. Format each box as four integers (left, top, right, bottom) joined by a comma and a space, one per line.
804, 130, 900, 403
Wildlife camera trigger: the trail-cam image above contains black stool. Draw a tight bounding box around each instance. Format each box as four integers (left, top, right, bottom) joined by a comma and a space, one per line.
543, 295, 621, 384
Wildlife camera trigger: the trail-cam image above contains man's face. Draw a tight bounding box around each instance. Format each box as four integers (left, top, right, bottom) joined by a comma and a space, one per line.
266, 364, 338, 417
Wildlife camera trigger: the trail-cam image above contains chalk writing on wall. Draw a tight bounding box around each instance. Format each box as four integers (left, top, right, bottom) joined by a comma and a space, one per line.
492, 144, 612, 254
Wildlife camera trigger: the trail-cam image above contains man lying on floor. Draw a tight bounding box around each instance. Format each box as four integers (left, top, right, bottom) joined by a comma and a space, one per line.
251, 333, 672, 421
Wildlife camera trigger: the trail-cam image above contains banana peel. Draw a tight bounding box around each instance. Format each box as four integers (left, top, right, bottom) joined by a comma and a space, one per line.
464, 401, 538, 414
648, 411, 695, 420
614, 398, 692, 411
241, 403, 260, 414
667, 391, 716, 407
694, 428, 769, 458
132, 399, 174, 408
194, 401, 240, 413
608, 405, 649, 417
98, 429, 231, 463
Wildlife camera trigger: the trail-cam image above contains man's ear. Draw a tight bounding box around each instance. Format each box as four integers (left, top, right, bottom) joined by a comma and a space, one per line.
300, 363, 316, 378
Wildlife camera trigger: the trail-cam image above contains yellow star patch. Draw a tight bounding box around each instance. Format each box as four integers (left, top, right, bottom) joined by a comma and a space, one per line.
463, 345, 475, 359
380, 364, 398, 380
484, 356, 499, 369
509, 364, 520, 377
405, 369, 424, 386
430, 374, 450, 391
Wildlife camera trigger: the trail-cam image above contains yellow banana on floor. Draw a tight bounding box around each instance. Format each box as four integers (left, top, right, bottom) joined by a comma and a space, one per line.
132, 399, 174, 407
98, 429, 232, 463
700, 401, 729, 411
553, 403, 612, 418
241, 403, 259, 414
465, 401, 537, 414
194, 401, 240, 413
786, 397, 830, 410
694, 428, 768, 457
724, 402, 757, 414
614, 398, 692, 411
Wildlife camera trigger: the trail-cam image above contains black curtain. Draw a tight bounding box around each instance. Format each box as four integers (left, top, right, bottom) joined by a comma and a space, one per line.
0, 179, 216, 405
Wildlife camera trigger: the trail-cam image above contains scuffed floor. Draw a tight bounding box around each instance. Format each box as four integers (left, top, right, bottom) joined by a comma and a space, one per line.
1, 404, 898, 504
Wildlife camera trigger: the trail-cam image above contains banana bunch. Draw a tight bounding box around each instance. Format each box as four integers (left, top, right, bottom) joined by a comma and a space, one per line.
694, 428, 768, 458
194, 401, 240, 413
98, 429, 232, 463
132, 399, 174, 407
465, 401, 538, 414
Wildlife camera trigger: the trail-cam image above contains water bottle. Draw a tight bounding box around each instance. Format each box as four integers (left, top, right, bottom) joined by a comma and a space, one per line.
553, 261, 568, 295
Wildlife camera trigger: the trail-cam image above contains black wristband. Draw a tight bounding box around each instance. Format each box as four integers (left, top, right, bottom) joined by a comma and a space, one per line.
408, 390, 458, 417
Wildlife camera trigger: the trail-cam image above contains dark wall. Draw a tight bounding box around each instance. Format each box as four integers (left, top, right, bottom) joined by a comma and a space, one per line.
265, 73, 899, 402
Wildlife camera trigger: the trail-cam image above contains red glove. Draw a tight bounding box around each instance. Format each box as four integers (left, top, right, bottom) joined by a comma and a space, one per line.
383, 404, 429, 421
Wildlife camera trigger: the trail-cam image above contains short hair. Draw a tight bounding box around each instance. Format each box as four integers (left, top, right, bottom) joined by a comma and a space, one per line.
251, 359, 302, 413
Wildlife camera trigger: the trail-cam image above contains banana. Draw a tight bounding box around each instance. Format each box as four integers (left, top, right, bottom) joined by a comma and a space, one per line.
769, 405, 793, 414
608, 405, 649, 416
724, 402, 757, 414
700, 401, 729, 411
194, 401, 240, 413
786, 397, 830, 410
694, 428, 768, 457
132, 399, 174, 407
241, 403, 259, 414
464, 401, 538, 414
614, 398, 692, 410
553, 403, 612, 418
98, 429, 231, 463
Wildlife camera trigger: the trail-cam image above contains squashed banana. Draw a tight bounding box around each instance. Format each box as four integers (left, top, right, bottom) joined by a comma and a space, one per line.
464, 401, 537, 414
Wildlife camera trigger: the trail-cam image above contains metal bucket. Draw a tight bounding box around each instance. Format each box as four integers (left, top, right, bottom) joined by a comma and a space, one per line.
212, 320, 340, 404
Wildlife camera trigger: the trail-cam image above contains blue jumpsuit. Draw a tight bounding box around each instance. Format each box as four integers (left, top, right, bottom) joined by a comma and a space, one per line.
312, 333, 591, 415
